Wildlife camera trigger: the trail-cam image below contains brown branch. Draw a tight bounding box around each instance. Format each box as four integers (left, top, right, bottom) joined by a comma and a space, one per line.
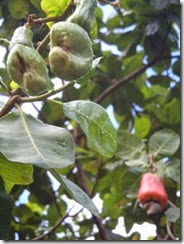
76, 161, 110, 240
94, 55, 178, 104
31, 208, 73, 240
166, 220, 176, 240
0, 95, 21, 118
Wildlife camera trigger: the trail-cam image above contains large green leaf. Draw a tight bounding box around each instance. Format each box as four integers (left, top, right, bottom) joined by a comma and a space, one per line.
0, 176, 14, 240
116, 131, 146, 161
156, 158, 180, 182
0, 153, 33, 192
63, 100, 117, 158
50, 169, 99, 217
149, 129, 180, 158
165, 207, 180, 223
0, 111, 75, 169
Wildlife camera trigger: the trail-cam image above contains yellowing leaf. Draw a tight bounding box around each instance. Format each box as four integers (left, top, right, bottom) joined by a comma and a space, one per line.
41, 0, 71, 17
10, 81, 19, 92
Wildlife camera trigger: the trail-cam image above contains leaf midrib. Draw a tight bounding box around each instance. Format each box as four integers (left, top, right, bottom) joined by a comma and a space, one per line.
19, 110, 49, 168
153, 134, 176, 157
67, 105, 116, 145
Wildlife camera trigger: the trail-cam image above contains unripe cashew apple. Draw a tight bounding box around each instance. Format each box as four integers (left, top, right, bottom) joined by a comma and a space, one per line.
49, 21, 93, 81
138, 173, 168, 210
67, 0, 97, 33
7, 26, 50, 96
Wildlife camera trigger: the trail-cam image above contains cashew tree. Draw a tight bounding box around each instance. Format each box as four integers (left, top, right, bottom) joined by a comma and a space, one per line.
0, 0, 180, 241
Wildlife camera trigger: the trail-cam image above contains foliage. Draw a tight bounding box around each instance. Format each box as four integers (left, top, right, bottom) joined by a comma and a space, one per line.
0, 0, 180, 241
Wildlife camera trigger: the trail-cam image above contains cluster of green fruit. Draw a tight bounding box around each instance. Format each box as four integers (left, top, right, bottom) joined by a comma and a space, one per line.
7, 0, 97, 96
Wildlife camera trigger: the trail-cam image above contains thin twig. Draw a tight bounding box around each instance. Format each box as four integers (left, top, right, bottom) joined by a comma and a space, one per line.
36, 32, 50, 53
166, 220, 176, 240
31, 102, 50, 124
99, 0, 120, 8
31, 207, 73, 240
168, 200, 177, 208
0, 38, 10, 45
0, 77, 11, 94
90, 161, 103, 198
76, 161, 110, 240
20, 81, 75, 103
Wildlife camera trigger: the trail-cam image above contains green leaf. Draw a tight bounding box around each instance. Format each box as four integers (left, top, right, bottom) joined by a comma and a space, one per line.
149, 129, 180, 157
0, 110, 75, 169
0, 153, 33, 192
90, 18, 98, 40
116, 131, 146, 161
125, 155, 149, 173
156, 158, 180, 182
0, 176, 14, 240
49, 169, 99, 217
41, 0, 71, 17
165, 98, 180, 124
165, 207, 180, 223
134, 115, 151, 138
8, 0, 30, 20
39, 99, 64, 124
63, 100, 117, 158
29, 0, 42, 10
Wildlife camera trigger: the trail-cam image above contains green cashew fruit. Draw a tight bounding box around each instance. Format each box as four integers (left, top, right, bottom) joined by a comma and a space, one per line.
7, 26, 50, 96
10, 26, 33, 48
49, 21, 93, 81
67, 0, 97, 33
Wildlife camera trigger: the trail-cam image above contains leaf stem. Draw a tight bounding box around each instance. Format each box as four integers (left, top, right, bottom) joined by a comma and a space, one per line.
20, 81, 75, 103
0, 38, 10, 45
36, 32, 50, 53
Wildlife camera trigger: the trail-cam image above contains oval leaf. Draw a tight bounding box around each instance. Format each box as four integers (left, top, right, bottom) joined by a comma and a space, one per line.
0, 153, 33, 192
0, 112, 75, 169
63, 100, 117, 158
50, 169, 99, 217
149, 129, 180, 158
116, 131, 146, 160
165, 207, 180, 223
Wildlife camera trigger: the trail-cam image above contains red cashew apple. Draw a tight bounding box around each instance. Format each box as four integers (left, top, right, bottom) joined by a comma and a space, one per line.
138, 173, 168, 210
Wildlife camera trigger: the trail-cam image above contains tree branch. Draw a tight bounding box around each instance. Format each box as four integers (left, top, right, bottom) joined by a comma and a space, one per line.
0, 95, 21, 118
76, 161, 110, 240
94, 55, 179, 104
31, 208, 73, 240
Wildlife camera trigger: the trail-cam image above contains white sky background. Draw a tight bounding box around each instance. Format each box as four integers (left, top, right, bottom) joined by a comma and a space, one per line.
1, 1, 182, 241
